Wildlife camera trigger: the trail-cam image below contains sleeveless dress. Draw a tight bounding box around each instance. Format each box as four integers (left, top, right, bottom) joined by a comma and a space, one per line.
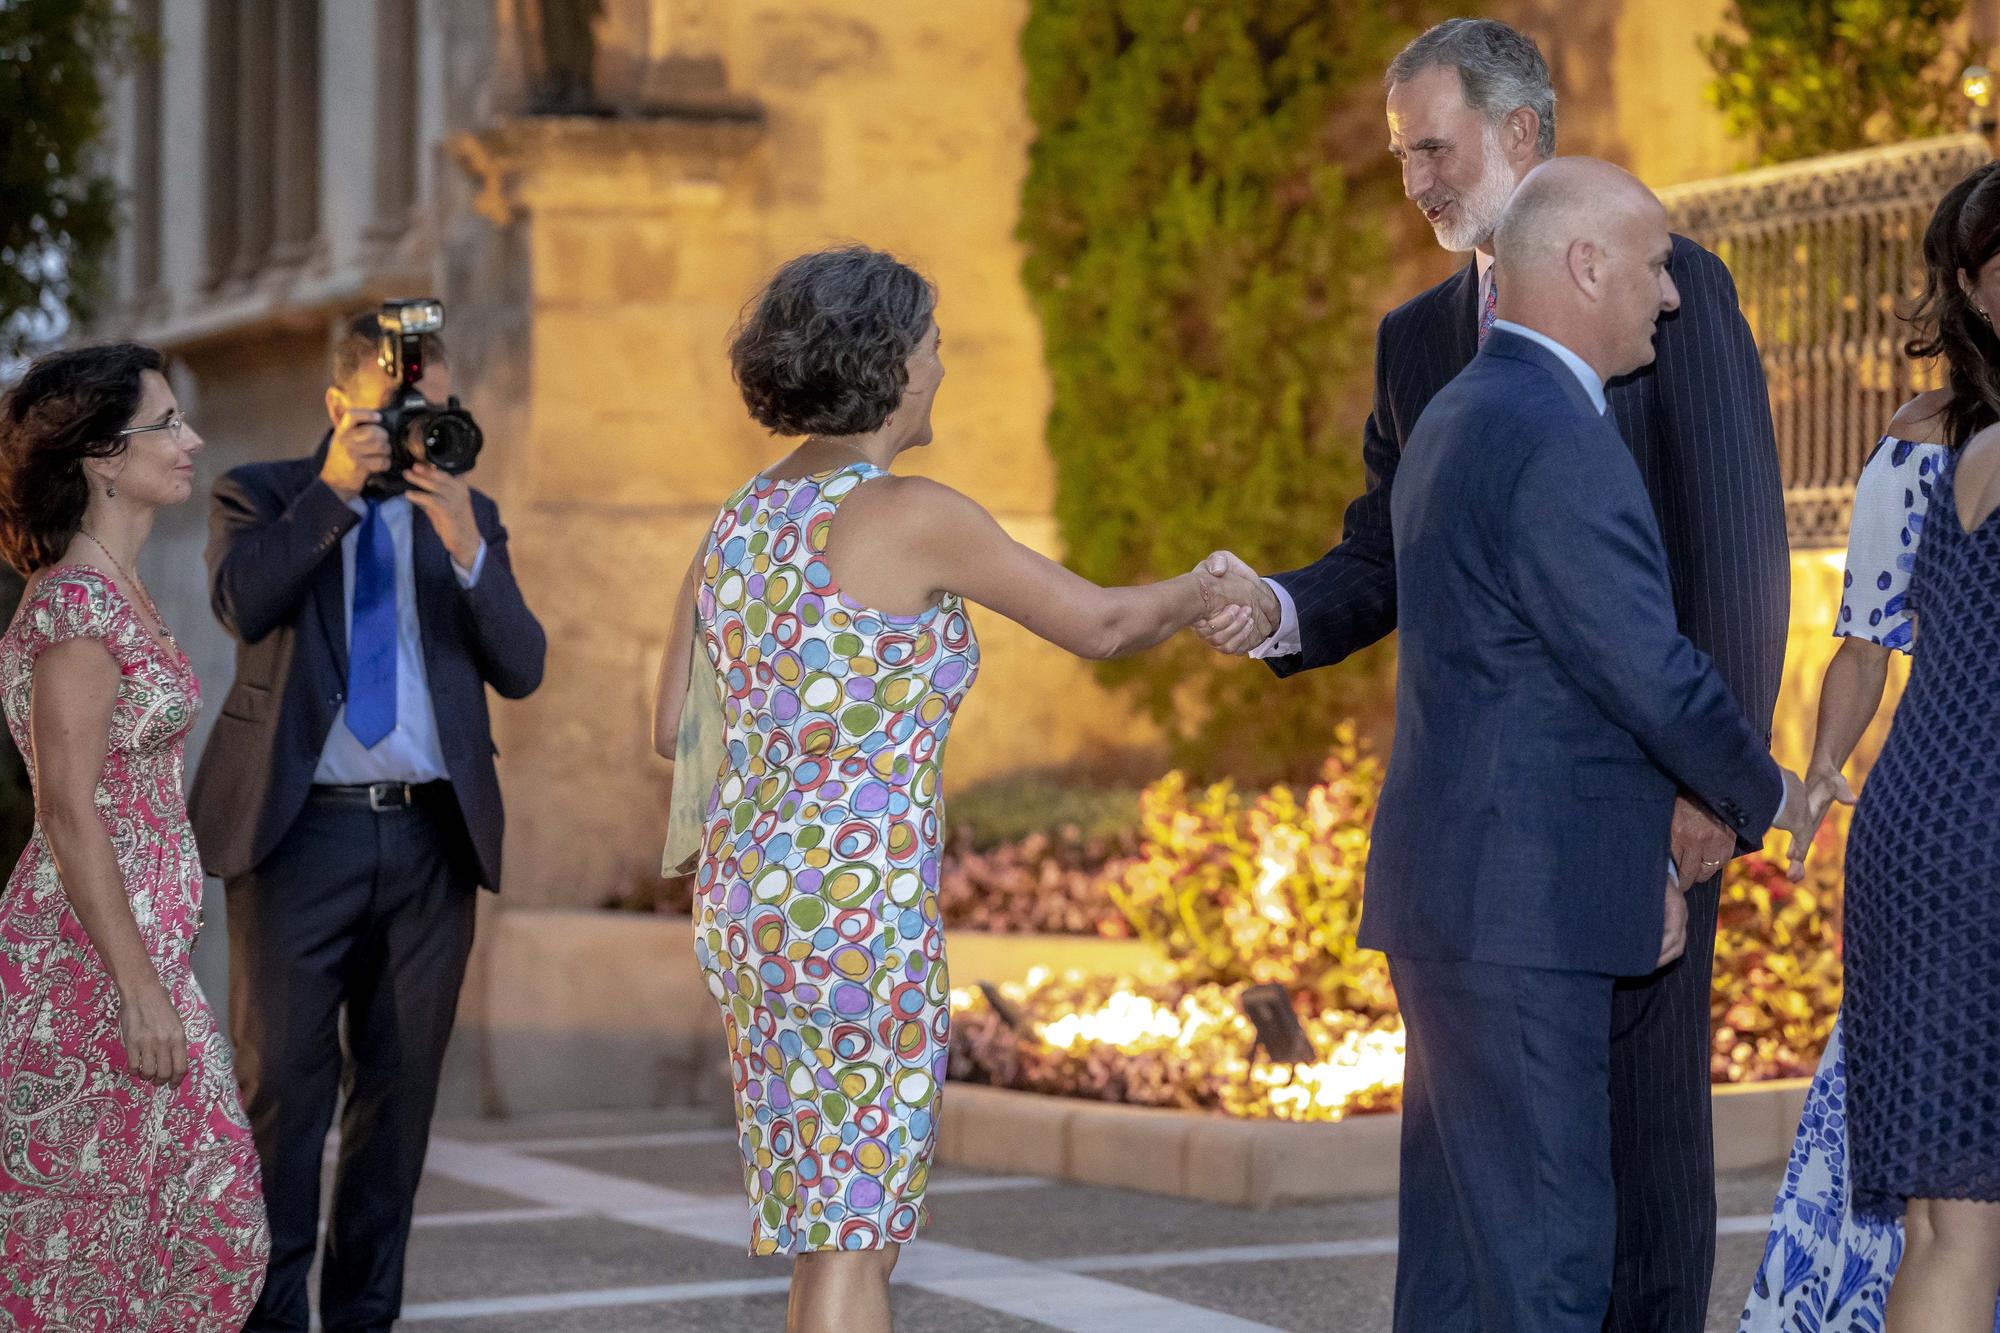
1739, 437, 2000, 1333
1842, 443, 2000, 1222
691, 463, 980, 1256
0, 568, 269, 1329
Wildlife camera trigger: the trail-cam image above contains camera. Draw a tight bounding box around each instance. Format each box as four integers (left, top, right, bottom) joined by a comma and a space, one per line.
367, 298, 482, 496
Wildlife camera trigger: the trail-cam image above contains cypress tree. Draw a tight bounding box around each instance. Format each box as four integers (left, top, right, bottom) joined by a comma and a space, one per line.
1019, 0, 1452, 780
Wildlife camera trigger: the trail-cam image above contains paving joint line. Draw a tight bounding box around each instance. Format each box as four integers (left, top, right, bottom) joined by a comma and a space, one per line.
398, 1129, 1787, 1327
418, 1134, 1282, 1332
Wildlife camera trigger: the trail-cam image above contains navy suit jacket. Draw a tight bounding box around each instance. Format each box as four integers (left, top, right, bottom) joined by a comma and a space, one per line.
188, 440, 545, 890
1270, 237, 1790, 765
1361, 331, 1783, 977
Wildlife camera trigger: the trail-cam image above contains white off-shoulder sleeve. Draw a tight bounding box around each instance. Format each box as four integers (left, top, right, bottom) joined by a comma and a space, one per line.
1836, 435, 1947, 653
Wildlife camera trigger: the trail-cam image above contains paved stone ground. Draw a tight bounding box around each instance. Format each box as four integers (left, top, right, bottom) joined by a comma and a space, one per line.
365, 1108, 1785, 1331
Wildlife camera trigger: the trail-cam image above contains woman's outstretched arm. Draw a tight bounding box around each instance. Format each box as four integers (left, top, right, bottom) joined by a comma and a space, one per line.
882, 478, 1264, 659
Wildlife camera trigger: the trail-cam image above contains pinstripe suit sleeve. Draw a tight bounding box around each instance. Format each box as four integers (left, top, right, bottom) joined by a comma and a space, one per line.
1601, 240, 1788, 1315
1652, 239, 1790, 742
1262, 315, 1402, 678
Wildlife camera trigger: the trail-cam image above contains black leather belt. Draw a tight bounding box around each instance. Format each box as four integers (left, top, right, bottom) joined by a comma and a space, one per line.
309, 780, 449, 812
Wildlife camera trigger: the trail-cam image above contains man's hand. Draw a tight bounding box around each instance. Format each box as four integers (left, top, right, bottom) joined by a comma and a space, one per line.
1669, 794, 1736, 886
320, 408, 391, 501
1780, 765, 1850, 882
1192, 550, 1280, 655
1656, 875, 1688, 969
406, 464, 483, 570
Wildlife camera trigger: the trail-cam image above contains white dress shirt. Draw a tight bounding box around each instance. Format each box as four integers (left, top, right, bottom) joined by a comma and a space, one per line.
1487, 319, 1606, 414
313, 494, 486, 785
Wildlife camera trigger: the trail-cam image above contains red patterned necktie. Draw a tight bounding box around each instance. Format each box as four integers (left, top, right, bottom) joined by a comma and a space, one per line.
1478, 269, 1498, 346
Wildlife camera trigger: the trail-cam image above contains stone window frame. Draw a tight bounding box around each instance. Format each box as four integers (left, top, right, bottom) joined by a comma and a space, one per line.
127, 0, 165, 305
367, 0, 423, 242
202, 0, 322, 290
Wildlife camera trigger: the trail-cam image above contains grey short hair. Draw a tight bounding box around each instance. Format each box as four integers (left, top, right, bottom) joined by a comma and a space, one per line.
1387, 19, 1556, 159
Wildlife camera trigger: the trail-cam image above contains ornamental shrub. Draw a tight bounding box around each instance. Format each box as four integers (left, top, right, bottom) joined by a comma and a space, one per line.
946, 841, 1842, 1119
1710, 819, 1845, 1082
1017, 0, 1452, 781
945, 730, 1844, 1119
1106, 722, 1394, 1016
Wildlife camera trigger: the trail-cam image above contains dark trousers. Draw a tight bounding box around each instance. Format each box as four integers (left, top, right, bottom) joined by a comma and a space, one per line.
1605, 874, 1723, 1333
228, 787, 478, 1333
1389, 954, 1618, 1333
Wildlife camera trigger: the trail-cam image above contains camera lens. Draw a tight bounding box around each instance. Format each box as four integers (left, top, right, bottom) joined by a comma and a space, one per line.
424, 412, 484, 475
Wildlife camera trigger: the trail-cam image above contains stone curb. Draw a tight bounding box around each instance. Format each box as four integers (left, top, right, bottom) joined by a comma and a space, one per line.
939, 1077, 1813, 1207
449, 913, 1171, 1117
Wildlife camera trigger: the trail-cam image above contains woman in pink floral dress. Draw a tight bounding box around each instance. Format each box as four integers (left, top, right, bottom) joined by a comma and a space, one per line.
0, 345, 268, 1329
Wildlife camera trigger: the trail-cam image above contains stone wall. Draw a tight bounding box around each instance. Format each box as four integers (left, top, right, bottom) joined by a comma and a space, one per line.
145, 331, 334, 1008
1499, 0, 1745, 190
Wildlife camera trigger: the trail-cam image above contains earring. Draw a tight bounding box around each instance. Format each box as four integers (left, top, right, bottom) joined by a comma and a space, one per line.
1978, 305, 1994, 327
106, 483, 118, 498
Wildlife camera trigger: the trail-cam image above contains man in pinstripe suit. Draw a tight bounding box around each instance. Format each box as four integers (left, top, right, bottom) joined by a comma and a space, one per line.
1200, 20, 1789, 1332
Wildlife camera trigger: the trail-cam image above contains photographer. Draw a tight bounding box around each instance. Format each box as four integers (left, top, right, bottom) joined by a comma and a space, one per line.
188, 306, 544, 1333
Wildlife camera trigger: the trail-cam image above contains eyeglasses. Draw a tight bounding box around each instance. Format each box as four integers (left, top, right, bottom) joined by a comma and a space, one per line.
116, 409, 188, 441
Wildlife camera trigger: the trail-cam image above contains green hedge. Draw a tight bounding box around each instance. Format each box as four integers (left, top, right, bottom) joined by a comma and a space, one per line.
1017, 0, 1449, 781
0, 0, 132, 353
1702, 0, 1969, 166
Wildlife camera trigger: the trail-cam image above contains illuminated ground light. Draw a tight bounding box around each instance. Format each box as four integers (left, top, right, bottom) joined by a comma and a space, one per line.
953, 969, 1407, 1123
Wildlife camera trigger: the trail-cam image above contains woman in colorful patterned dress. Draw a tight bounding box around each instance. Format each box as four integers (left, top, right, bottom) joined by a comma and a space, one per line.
1739, 162, 2000, 1333
0, 345, 269, 1328
652, 247, 1266, 1331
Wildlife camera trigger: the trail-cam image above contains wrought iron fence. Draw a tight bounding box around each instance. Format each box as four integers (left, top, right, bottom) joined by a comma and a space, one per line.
1660, 133, 1995, 549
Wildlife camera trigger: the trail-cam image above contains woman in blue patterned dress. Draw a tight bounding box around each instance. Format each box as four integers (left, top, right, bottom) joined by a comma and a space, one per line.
1739, 162, 2000, 1333
650, 247, 1268, 1332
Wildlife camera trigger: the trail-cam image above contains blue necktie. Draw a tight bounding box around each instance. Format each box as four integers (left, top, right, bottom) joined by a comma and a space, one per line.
1478, 270, 1498, 345
346, 500, 398, 747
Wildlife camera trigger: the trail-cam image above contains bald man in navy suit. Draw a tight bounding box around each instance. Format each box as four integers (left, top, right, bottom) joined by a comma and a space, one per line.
1199, 22, 1789, 1332
1360, 155, 1804, 1331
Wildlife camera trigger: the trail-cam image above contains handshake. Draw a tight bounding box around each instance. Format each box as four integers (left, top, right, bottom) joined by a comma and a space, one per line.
1190, 551, 1281, 653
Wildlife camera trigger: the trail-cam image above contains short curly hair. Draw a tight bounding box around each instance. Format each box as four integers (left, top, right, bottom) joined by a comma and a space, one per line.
730, 246, 937, 437
0, 343, 165, 576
